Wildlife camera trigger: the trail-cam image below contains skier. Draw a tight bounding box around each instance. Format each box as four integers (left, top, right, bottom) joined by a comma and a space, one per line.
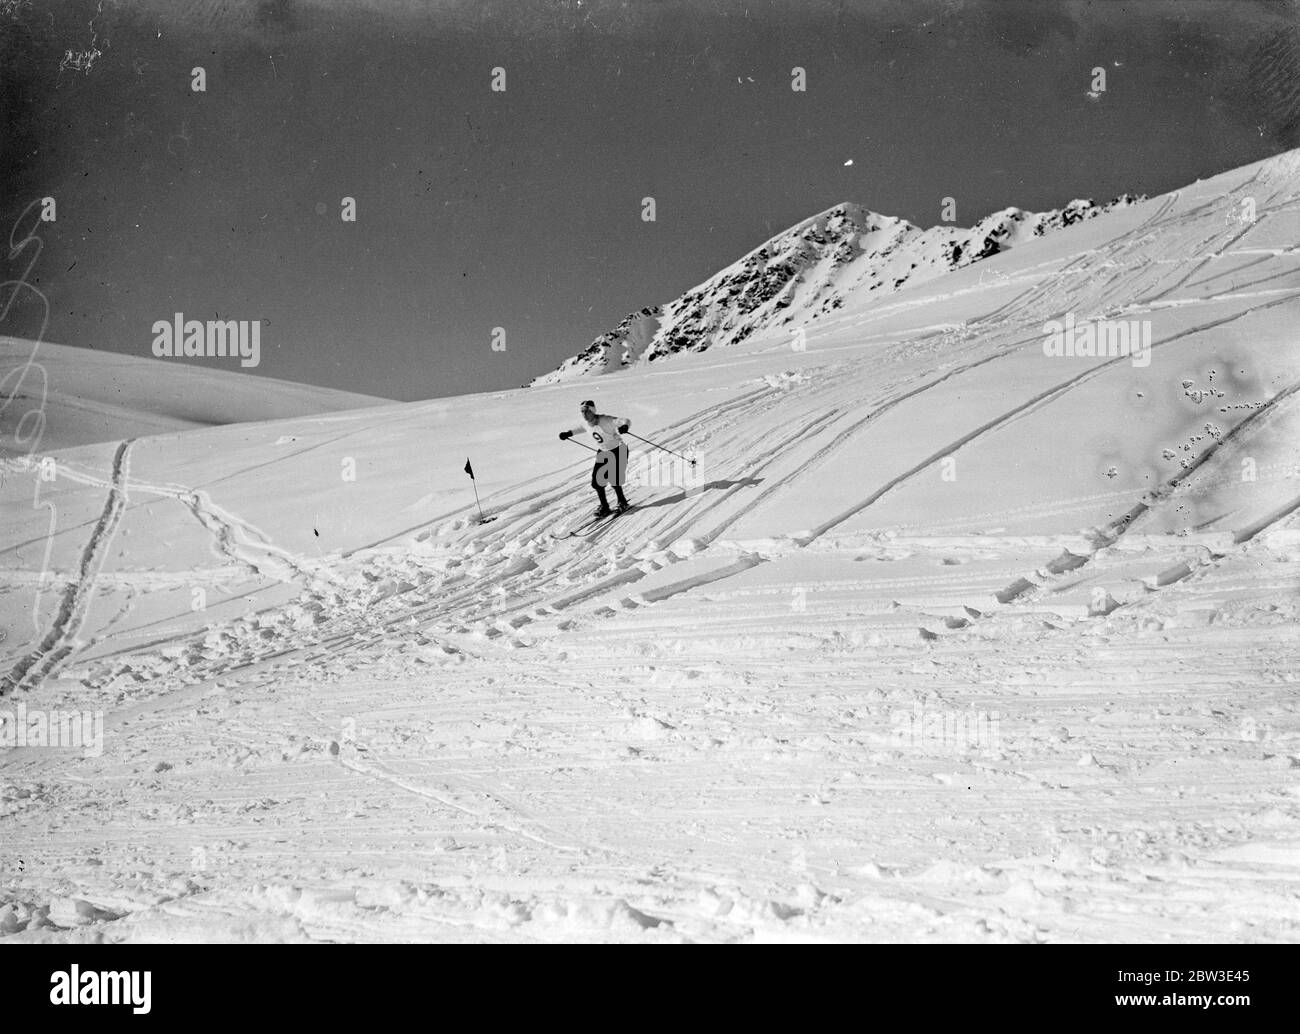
559, 399, 632, 516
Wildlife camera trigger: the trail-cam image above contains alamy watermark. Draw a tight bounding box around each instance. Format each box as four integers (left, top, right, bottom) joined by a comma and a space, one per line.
50, 966, 150, 1014
0, 703, 104, 757
627, 449, 703, 495
1043, 312, 1151, 368
890, 705, 1001, 753
151, 312, 261, 368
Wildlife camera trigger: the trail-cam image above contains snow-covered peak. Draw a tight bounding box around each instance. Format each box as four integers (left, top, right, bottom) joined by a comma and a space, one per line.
529, 193, 1144, 385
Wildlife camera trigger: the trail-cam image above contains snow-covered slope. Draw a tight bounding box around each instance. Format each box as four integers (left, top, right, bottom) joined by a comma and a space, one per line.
0, 338, 392, 454
531, 194, 1144, 384
2, 149, 1299, 943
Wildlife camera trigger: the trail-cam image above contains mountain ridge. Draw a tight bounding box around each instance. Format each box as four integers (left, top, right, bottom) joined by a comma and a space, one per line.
530, 192, 1146, 385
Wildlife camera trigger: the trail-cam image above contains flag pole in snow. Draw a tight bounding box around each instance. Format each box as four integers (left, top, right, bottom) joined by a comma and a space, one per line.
463, 458, 488, 523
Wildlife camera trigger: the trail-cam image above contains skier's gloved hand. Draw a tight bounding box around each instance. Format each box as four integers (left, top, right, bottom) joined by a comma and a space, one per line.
558, 430, 572, 440
617, 423, 629, 433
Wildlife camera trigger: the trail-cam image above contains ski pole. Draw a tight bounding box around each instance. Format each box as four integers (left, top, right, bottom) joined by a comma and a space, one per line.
564, 438, 599, 454
625, 431, 696, 466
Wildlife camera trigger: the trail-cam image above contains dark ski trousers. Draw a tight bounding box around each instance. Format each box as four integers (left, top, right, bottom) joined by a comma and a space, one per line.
592, 442, 629, 510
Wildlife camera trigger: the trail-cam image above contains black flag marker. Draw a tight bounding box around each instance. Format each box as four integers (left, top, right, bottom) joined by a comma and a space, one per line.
463, 457, 491, 523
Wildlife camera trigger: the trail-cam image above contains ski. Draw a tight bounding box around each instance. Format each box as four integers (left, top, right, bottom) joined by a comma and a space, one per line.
572, 505, 634, 538
549, 505, 634, 540
550, 512, 610, 539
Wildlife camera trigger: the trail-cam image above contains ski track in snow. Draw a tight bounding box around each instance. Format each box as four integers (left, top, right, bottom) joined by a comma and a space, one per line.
3, 440, 135, 693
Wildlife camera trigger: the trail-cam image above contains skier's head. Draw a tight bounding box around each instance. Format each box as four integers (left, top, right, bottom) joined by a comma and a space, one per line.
579, 399, 596, 423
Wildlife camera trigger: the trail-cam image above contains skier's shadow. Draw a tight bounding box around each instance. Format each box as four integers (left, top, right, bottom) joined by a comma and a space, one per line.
636, 477, 763, 508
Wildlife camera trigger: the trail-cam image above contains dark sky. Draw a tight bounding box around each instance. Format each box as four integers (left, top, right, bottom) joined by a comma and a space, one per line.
2, 0, 1298, 401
